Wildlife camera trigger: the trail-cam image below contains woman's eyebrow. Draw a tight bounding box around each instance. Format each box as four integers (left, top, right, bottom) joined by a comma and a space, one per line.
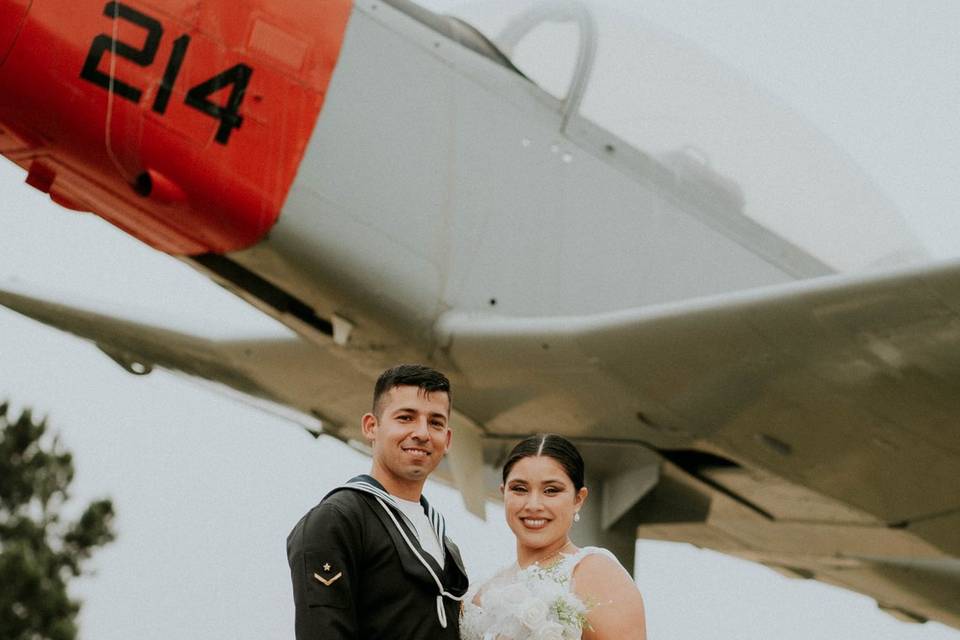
508, 478, 567, 485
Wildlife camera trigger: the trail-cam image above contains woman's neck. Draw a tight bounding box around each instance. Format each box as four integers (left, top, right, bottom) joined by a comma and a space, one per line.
516, 538, 576, 568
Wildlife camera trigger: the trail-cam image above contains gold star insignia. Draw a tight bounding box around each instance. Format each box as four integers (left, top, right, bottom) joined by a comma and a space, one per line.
323, 563, 331, 572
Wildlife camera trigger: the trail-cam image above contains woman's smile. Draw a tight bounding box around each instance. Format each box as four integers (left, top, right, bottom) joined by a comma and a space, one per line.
520, 517, 549, 530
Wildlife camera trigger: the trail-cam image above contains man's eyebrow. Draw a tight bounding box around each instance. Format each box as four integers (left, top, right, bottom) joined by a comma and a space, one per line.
391, 407, 448, 419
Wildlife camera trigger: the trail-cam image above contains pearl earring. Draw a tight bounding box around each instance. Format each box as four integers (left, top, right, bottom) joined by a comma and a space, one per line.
574, 512, 580, 522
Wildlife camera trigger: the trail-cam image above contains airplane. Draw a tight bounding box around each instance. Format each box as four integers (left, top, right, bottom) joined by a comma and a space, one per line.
1, 0, 958, 629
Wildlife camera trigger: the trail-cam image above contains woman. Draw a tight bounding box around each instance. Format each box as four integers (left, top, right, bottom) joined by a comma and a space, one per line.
461, 434, 647, 640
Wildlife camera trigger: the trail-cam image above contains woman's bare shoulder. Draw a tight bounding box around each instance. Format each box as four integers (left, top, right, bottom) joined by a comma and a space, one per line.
571, 548, 631, 583
572, 549, 646, 640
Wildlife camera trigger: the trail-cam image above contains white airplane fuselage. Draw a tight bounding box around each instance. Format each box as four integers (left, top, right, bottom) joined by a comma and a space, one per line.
218, 0, 919, 353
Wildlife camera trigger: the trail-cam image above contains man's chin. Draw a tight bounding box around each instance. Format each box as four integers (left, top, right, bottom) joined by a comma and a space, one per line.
402, 464, 436, 479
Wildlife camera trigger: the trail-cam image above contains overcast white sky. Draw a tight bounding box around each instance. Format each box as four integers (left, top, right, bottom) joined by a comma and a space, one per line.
1, 1, 959, 638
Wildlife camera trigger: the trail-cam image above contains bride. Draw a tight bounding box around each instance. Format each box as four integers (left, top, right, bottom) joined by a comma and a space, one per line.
461, 434, 647, 640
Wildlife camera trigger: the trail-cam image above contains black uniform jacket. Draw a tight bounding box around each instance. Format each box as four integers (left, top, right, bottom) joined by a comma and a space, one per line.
287, 475, 469, 639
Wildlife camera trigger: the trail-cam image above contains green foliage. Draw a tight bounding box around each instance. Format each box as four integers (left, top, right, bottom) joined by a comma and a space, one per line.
0, 403, 115, 640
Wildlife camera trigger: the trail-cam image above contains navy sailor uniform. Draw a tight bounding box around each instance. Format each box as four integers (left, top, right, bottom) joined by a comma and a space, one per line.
287, 475, 469, 639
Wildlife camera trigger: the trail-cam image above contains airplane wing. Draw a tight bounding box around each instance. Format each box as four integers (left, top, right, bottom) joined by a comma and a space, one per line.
0, 283, 371, 434
0, 283, 489, 514
3, 257, 959, 626
437, 256, 960, 627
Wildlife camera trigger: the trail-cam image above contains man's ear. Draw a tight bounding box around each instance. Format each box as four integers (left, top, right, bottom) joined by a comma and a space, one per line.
499, 483, 505, 496
361, 413, 378, 443
442, 426, 452, 454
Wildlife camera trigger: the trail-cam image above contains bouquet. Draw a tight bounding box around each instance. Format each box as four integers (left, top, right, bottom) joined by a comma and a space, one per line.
475, 562, 589, 640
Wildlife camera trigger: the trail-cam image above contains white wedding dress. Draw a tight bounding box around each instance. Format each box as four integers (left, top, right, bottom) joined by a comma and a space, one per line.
460, 546, 619, 640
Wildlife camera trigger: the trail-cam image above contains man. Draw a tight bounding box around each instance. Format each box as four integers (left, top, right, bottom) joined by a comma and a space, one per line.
287, 364, 469, 639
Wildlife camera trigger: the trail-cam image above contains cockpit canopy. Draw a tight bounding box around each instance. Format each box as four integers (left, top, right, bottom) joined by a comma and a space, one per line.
413, 0, 925, 271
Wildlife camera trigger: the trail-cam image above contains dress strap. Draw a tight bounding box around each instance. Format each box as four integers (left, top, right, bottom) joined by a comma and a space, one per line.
578, 546, 621, 563
561, 546, 624, 578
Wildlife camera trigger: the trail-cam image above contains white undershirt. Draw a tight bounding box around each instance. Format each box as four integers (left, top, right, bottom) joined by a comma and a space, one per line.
394, 497, 444, 568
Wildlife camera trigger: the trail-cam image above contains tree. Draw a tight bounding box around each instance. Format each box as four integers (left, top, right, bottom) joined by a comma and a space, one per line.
0, 403, 115, 640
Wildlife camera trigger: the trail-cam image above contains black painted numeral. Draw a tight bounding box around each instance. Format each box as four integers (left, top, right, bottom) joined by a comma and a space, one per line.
79, 1, 162, 104
152, 34, 190, 114
80, 3, 254, 145
185, 64, 252, 145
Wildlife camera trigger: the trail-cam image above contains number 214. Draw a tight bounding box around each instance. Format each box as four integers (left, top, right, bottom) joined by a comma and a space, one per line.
80, 1, 253, 145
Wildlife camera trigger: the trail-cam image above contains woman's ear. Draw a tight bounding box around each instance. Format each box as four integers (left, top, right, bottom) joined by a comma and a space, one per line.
575, 486, 588, 508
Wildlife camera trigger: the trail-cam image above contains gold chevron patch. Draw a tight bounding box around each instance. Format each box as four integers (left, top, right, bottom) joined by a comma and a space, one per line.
313, 571, 342, 586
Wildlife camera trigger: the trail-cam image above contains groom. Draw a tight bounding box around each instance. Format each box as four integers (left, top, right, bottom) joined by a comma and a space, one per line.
287, 364, 469, 639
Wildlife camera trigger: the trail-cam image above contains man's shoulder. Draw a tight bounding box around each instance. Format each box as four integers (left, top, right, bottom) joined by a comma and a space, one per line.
291, 482, 374, 526
287, 486, 380, 554
322, 486, 373, 511
299, 485, 376, 526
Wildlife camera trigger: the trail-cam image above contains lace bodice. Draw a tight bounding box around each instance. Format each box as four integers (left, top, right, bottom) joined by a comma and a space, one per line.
460, 546, 618, 640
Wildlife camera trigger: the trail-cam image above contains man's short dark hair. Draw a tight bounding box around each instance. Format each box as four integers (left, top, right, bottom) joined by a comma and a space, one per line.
372, 364, 451, 417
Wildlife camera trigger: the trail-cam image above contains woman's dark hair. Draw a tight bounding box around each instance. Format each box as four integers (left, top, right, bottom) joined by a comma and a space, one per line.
501, 434, 585, 491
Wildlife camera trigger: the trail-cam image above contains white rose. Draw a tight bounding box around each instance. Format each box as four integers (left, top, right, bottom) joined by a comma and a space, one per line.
477, 608, 497, 634
535, 578, 565, 601
531, 621, 566, 640
482, 587, 504, 612
520, 597, 549, 628
501, 582, 532, 607
501, 617, 525, 640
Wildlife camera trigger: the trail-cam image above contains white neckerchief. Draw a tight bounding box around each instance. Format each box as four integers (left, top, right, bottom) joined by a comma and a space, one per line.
338, 480, 463, 628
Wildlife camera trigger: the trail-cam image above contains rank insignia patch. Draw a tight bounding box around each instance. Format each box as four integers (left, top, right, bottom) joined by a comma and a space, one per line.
303, 551, 348, 608
313, 564, 342, 586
